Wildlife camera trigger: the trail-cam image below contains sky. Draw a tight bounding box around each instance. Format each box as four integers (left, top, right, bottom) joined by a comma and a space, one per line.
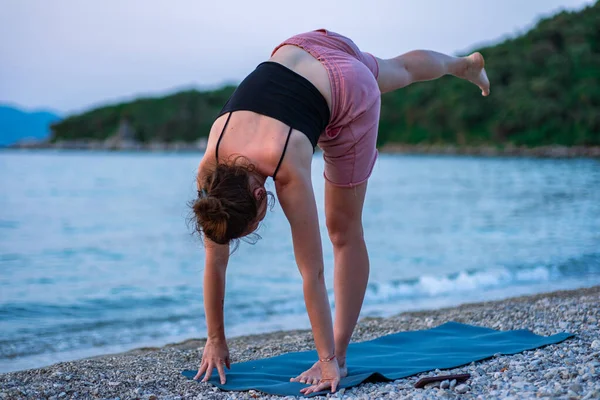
0, 0, 595, 115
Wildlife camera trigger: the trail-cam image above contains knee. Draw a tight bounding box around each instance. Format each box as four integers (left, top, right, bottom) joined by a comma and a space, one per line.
326, 211, 364, 248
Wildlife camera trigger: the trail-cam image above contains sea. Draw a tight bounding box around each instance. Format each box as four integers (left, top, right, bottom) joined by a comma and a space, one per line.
1, 150, 599, 373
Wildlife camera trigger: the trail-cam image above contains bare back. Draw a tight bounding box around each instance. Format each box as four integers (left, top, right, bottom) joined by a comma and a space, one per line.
199, 45, 333, 184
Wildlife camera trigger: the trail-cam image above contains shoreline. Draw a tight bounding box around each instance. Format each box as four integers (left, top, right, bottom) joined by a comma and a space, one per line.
4, 142, 600, 159
378, 143, 600, 159
1, 286, 599, 399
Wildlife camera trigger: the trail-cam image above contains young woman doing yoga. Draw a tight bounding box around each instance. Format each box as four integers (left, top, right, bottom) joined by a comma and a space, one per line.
191, 29, 490, 395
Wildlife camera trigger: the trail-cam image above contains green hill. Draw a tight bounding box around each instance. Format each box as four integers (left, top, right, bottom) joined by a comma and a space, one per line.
51, 2, 600, 147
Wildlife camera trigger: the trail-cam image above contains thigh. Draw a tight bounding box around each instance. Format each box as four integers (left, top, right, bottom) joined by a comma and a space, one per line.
318, 53, 381, 187
319, 93, 381, 187
325, 180, 368, 232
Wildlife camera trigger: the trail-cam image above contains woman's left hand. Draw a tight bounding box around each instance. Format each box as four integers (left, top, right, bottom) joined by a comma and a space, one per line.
300, 358, 340, 395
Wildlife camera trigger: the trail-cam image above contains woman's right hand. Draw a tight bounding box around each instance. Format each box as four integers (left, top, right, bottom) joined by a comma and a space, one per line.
194, 337, 231, 384
300, 358, 341, 395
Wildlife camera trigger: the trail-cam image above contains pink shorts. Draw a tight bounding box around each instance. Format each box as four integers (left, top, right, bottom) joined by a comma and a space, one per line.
272, 29, 381, 187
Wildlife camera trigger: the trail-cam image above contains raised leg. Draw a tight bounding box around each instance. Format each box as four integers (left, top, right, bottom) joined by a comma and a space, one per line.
375, 50, 490, 96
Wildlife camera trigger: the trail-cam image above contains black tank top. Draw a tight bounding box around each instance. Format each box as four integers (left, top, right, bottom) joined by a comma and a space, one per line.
215, 61, 330, 180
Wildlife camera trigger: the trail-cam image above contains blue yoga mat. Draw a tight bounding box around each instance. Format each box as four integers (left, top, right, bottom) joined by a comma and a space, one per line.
182, 321, 573, 397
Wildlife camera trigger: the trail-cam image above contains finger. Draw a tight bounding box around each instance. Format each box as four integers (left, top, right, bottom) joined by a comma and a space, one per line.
202, 363, 214, 382
313, 380, 332, 394
225, 357, 231, 370
302, 381, 328, 395
300, 386, 311, 394
194, 361, 207, 380
217, 362, 227, 385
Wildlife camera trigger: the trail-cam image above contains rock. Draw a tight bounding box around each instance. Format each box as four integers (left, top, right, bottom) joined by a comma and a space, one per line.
582, 373, 592, 381
455, 384, 470, 394
424, 381, 441, 389
559, 321, 568, 329
58, 393, 66, 398
512, 381, 527, 390
543, 371, 555, 379
569, 383, 583, 394
559, 368, 570, 379
440, 380, 450, 389
567, 390, 580, 399
537, 387, 553, 397
591, 340, 600, 350
449, 379, 457, 390
583, 391, 600, 400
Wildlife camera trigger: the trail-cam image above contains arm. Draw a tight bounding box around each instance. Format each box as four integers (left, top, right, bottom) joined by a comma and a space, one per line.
276, 174, 335, 360
194, 238, 231, 383
203, 238, 230, 341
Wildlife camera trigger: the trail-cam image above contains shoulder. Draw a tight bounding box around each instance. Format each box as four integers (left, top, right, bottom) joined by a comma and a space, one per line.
197, 156, 216, 189
272, 130, 314, 185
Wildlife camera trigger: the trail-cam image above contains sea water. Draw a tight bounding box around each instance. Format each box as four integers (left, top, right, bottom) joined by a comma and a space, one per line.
1, 150, 599, 372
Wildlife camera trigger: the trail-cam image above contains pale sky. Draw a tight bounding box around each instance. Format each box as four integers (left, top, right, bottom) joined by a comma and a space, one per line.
0, 0, 594, 114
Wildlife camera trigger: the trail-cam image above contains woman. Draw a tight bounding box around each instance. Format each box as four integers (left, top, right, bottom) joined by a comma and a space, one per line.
191, 29, 489, 395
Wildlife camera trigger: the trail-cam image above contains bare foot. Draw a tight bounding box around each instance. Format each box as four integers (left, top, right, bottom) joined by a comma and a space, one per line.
461, 52, 490, 96
290, 361, 348, 385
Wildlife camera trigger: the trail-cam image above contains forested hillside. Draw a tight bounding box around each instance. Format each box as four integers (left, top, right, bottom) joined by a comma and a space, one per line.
51, 2, 600, 147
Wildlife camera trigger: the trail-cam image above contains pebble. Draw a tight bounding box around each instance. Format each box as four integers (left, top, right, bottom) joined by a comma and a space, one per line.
570, 382, 583, 394
0, 286, 599, 400
424, 381, 441, 389
449, 379, 457, 390
455, 384, 470, 394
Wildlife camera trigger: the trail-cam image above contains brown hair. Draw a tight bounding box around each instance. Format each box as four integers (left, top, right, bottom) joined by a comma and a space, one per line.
191, 157, 267, 245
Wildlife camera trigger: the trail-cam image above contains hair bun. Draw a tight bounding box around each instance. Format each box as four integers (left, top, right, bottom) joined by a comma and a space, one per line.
194, 196, 228, 222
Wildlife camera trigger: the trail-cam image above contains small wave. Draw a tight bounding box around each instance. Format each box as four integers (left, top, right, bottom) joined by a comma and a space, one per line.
363, 257, 599, 306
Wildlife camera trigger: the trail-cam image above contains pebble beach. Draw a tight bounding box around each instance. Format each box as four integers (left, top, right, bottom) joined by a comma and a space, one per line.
1, 286, 599, 400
